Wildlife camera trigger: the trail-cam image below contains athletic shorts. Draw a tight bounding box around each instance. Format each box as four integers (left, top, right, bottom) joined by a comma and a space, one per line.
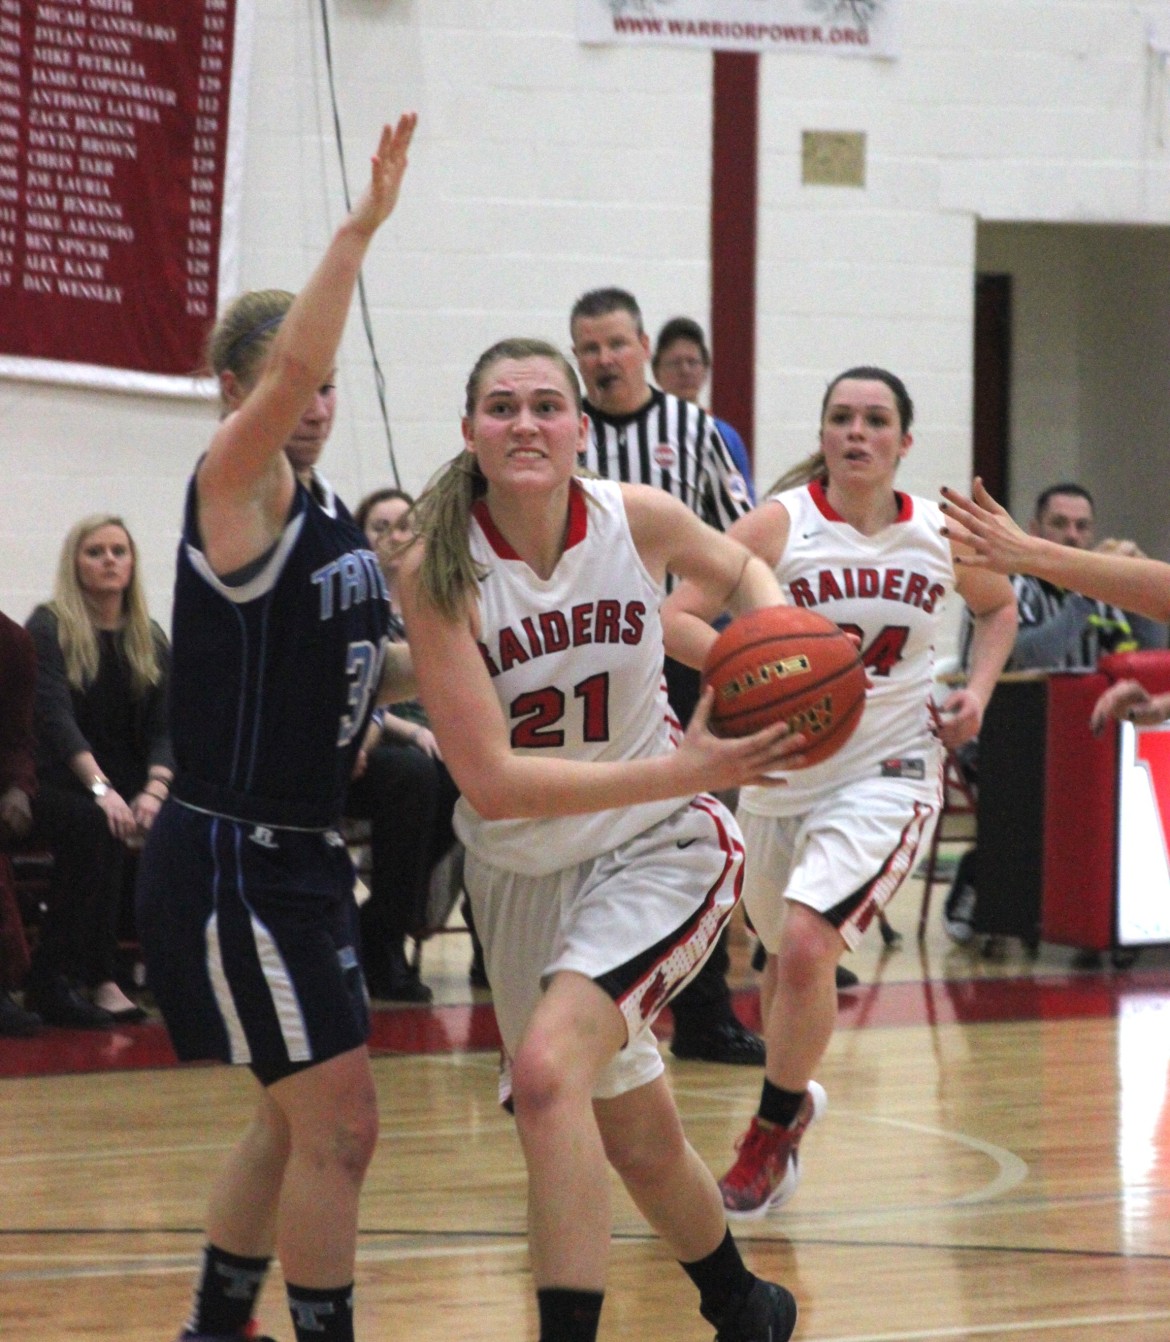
136, 800, 369, 1080
738, 779, 939, 952
468, 794, 742, 1102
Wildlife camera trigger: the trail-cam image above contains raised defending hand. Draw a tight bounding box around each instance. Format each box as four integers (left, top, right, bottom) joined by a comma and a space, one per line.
677, 686, 806, 790
939, 478, 1035, 574
350, 112, 418, 238
1090, 678, 1170, 735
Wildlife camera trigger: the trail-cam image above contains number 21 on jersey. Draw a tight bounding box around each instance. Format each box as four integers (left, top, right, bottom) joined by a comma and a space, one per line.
510, 672, 611, 748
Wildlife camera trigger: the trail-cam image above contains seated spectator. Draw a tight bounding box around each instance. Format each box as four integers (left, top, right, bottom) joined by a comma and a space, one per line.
651, 315, 757, 503
24, 515, 173, 1028
346, 489, 462, 1002
1007, 483, 1163, 669
0, 608, 42, 1036
944, 482, 1163, 943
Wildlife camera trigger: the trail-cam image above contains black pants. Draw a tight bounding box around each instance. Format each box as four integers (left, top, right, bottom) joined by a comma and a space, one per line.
662, 657, 737, 1036
345, 741, 459, 982
29, 782, 131, 990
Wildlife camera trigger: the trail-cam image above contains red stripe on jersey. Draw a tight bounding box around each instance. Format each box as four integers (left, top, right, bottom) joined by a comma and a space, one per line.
849, 800, 935, 939
809, 478, 913, 524
615, 796, 742, 1028
471, 479, 590, 560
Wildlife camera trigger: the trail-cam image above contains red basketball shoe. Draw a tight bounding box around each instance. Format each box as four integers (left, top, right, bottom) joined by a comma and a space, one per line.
718, 1082, 827, 1217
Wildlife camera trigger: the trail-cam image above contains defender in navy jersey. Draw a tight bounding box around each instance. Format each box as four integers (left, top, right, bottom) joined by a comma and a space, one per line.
169, 473, 389, 829
400, 337, 804, 1342
135, 115, 416, 1342
666, 367, 1018, 1219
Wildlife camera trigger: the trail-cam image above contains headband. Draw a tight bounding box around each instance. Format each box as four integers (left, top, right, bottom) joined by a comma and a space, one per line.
222, 312, 286, 369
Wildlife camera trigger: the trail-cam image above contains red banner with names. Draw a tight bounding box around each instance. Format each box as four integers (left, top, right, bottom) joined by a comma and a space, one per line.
0, 0, 246, 389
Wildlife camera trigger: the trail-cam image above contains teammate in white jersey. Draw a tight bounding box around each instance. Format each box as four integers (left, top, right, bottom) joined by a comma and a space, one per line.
398, 338, 805, 1342
665, 367, 1018, 1217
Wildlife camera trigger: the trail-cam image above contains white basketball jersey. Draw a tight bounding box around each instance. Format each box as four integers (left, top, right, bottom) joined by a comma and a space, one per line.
740, 479, 955, 816
454, 477, 682, 876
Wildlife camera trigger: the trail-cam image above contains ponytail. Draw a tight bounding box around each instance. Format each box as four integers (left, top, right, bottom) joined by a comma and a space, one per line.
409, 452, 489, 621
763, 452, 828, 499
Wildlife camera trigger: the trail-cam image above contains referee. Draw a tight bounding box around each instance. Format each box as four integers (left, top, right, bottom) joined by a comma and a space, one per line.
569, 286, 762, 1066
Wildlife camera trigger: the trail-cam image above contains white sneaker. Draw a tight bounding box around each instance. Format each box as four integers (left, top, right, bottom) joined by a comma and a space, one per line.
942, 883, 976, 944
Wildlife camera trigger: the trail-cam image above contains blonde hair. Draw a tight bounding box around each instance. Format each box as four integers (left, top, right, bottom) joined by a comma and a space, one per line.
411, 338, 584, 620
409, 452, 490, 620
50, 515, 163, 694
205, 289, 295, 403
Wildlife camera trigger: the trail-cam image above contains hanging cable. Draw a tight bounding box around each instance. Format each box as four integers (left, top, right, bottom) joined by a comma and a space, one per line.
317, 0, 402, 487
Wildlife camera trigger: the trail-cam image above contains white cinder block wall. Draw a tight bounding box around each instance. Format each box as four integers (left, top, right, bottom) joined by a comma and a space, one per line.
4, 0, 1170, 638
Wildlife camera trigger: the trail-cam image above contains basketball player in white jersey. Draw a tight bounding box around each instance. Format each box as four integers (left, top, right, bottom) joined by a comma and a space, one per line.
665, 367, 1018, 1217
398, 338, 805, 1342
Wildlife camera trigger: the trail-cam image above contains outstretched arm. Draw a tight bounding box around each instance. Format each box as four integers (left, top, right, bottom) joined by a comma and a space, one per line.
1090, 679, 1170, 733
199, 115, 417, 569
940, 479, 1170, 622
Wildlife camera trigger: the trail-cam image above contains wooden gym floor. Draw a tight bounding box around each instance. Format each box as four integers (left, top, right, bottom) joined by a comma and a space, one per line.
4, 861, 1170, 1341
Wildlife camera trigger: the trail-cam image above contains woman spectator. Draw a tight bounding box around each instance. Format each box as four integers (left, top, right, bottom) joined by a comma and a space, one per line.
346, 487, 460, 1001
25, 515, 172, 1029
651, 315, 756, 502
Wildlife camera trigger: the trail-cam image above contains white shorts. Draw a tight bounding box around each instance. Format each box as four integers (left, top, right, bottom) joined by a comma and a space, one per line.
739, 778, 939, 953
467, 794, 742, 1101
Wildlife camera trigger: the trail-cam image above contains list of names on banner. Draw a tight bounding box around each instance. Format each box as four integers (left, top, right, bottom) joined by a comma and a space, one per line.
0, 0, 239, 378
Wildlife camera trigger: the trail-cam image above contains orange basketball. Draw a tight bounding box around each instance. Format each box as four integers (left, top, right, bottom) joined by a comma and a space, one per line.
701, 605, 866, 767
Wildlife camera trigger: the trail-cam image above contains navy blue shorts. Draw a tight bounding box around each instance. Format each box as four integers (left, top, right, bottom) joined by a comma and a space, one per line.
136, 801, 369, 1080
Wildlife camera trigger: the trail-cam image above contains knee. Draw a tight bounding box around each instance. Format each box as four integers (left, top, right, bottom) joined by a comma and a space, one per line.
509, 1033, 580, 1132
332, 1083, 380, 1177
774, 909, 839, 989
295, 1077, 379, 1182
243, 1099, 293, 1173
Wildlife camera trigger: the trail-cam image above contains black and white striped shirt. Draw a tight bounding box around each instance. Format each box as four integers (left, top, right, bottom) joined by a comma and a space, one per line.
1008, 574, 1136, 670
580, 389, 752, 535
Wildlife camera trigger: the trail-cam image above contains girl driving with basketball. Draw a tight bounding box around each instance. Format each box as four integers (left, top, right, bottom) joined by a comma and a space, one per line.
398, 337, 804, 1342
664, 365, 1018, 1218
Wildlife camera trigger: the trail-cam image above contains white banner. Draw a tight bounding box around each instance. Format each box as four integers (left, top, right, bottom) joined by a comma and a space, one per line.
577, 0, 899, 57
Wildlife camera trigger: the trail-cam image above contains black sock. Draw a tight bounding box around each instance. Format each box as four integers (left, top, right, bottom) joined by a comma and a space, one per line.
186, 1243, 270, 1337
759, 1078, 805, 1129
536, 1286, 605, 1342
286, 1281, 354, 1342
681, 1228, 756, 1328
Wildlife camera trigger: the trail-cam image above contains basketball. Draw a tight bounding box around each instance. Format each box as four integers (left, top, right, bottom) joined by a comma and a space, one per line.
702, 605, 866, 767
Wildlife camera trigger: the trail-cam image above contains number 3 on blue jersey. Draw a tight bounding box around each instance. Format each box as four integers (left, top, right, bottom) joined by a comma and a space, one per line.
338, 638, 387, 747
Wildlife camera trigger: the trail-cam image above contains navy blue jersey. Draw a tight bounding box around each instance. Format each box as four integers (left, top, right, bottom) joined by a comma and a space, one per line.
169, 472, 390, 828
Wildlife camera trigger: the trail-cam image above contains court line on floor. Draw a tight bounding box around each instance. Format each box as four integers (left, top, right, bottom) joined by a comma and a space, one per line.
796, 1310, 1170, 1340
677, 1090, 1029, 1228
